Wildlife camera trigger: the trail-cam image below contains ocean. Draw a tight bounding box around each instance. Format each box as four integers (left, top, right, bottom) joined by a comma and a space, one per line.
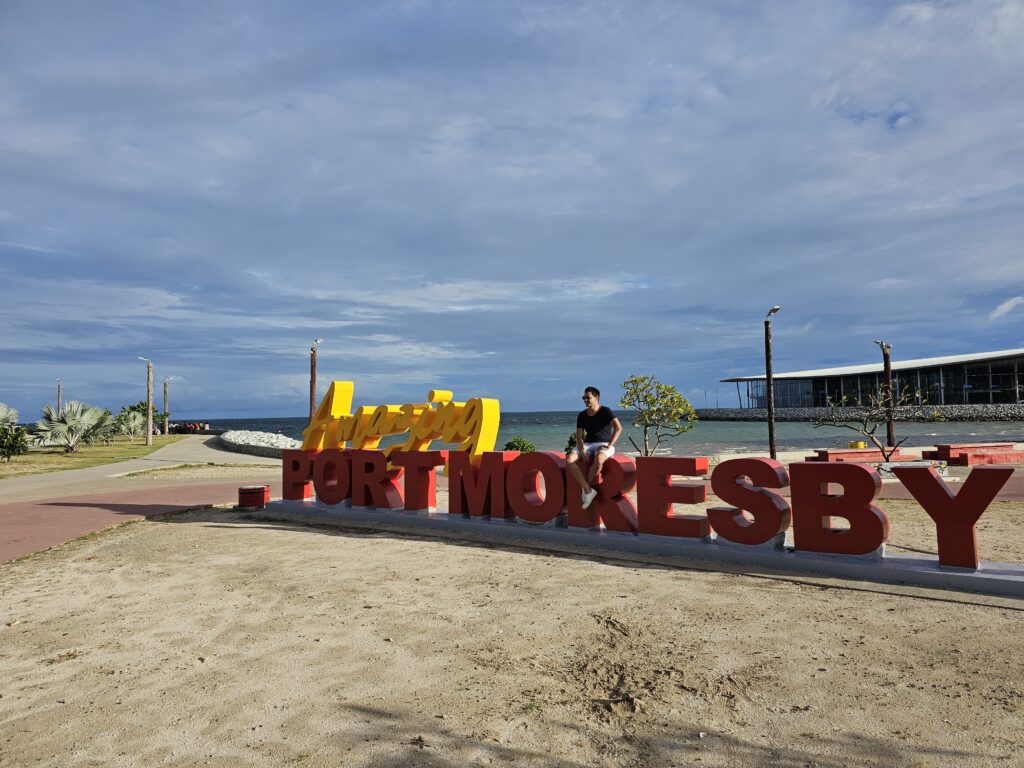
187, 411, 1024, 455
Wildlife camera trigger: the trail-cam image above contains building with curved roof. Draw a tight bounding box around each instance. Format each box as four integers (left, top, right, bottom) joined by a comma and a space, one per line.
722, 348, 1024, 409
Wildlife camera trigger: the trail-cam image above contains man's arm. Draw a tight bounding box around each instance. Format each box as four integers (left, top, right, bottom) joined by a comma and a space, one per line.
604, 418, 622, 450
576, 427, 587, 459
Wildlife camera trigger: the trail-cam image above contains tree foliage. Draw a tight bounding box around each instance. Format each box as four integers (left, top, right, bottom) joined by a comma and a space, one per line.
619, 374, 697, 456
503, 436, 537, 453
813, 385, 942, 462
0, 402, 18, 425
0, 422, 29, 462
32, 401, 117, 453
118, 401, 167, 425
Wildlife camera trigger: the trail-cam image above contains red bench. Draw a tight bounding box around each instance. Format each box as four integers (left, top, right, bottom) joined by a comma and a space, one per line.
920, 443, 1024, 466
803, 448, 914, 463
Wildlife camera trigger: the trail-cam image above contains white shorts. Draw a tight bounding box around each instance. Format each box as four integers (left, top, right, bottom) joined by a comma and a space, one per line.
572, 442, 615, 459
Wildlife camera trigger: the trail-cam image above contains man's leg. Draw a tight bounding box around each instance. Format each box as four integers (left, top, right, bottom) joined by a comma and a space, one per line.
587, 450, 610, 486
566, 450, 592, 493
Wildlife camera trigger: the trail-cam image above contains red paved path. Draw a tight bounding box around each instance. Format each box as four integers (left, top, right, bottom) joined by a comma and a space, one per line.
0, 480, 282, 562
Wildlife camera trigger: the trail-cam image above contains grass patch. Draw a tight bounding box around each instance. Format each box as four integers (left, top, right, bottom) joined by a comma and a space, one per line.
0, 435, 187, 480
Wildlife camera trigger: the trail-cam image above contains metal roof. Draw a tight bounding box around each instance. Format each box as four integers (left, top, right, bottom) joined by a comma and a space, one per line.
721, 348, 1024, 382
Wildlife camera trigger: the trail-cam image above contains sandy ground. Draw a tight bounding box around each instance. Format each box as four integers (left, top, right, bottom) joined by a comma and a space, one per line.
2, 491, 1023, 767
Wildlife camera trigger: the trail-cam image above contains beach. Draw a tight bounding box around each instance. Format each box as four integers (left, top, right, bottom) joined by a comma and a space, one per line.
2, 437, 1024, 766
2, 504, 1022, 767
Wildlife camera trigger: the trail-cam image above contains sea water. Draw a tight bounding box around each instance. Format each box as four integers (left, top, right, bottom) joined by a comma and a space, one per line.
186, 412, 1024, 455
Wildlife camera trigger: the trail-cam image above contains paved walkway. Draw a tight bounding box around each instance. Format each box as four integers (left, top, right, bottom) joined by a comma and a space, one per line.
0, 437, 281, 562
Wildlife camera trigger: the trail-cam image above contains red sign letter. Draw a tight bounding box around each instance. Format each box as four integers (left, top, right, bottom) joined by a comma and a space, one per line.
392, 450, 447, 512
449, 451, 517, 518
282, 449, 319, 500
312, 448, 351, 506
892, 465, 1013, 569
708, 458, 791, 545
350, 449, 404, 510
567, 455, 638, 533
636, 456, 710, 538
507, 451, 566, 524
790, 462, 888, 556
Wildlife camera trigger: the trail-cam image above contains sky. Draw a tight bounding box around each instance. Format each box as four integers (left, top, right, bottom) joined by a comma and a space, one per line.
2, 0, 1023, 419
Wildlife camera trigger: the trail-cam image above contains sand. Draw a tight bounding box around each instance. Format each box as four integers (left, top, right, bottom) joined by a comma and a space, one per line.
2, 495, 1023, 767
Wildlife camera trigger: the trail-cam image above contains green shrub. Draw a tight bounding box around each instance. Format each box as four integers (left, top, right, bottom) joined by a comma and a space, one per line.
503, 436, 537, 453
565, 432, 577, 454
0, 422, 29, 462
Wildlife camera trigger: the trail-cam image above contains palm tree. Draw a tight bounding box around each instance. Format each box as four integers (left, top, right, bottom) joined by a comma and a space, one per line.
33, 401, 111, 453
119, 411, 146, 442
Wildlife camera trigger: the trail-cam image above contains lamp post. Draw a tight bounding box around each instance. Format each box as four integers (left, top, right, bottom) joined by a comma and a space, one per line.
875, 340, 895, 447
56, 379, 62, 414
309, 338, 324, 423
138, 357, 153, 446
765, 306, 781, 459
163, 376, 177, 437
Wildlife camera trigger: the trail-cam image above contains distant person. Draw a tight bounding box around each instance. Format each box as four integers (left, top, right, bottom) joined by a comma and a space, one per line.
566, 386, 622, 509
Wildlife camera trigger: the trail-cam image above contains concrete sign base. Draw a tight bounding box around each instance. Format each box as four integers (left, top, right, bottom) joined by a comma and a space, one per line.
250, 499, 1024, 599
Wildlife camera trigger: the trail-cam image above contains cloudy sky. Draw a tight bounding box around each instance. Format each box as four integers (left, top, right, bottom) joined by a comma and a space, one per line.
2, 1, 1023, 419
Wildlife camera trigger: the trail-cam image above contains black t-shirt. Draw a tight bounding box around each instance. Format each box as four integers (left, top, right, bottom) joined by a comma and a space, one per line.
577, 405, 616, 444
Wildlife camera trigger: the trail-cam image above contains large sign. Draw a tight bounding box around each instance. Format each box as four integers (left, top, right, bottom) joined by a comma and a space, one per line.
282, 449, 1013, 572
302, 381, 499, 462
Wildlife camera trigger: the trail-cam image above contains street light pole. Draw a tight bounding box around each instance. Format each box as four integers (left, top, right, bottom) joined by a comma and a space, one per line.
875, 340, 895, 447
309, 338, 324, 423
56, 379, 62, 414
163, 377, 172, 436
765, 306, 781, 460
138, 357, 153, 446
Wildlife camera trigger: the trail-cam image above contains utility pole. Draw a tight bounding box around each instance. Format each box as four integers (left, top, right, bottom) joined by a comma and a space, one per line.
875, 340, 895, 447
309, 338, 323, 423
56, 379, 62, 414
765, 306, 781, 459
138, 357, 153, 446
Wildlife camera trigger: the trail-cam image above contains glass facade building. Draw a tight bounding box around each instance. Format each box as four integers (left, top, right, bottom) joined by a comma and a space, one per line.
723, 350, 1024, 409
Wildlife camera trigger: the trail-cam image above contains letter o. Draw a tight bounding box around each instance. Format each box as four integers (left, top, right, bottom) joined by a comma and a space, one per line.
506, 451, 565, 524
313, 449, 350, 505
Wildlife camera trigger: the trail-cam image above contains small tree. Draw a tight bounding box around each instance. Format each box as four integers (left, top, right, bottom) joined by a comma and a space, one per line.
0, 403, 18, 425
0, 422, 29, 462
813, 385, 941, 462
619, 374, 697, 456
117, 401, 167, 427
120, 411, 146, 442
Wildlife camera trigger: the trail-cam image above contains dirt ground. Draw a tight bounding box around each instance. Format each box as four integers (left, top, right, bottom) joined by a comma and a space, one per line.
1, 494, 1022, 767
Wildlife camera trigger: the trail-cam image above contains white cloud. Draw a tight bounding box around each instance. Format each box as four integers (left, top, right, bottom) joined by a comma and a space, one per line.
2, 1, 1024, 416
990, 296, 1024, 320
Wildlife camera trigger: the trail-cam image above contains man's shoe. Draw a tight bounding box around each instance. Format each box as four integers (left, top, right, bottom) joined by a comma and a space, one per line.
582, 488, 598, 509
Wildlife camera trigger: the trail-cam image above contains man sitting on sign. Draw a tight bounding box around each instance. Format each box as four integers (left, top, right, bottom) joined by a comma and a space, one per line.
566, 386, 622, 510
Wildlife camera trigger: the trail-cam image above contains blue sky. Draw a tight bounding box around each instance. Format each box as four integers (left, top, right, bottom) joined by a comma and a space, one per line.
2, 1, 1023, 419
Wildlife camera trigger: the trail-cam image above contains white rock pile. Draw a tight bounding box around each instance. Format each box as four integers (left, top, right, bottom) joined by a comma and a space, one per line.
219, 430, 301, 459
